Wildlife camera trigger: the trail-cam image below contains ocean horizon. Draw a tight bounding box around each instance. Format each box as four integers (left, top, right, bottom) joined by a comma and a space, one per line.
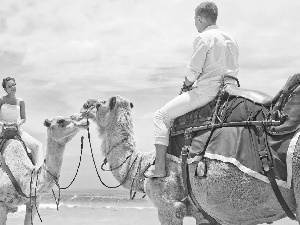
7, 188, 297, 225
7, 188, 162, 225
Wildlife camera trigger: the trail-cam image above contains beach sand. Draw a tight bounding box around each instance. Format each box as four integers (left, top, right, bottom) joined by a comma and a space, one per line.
7, 206, 297, 225
8, 205, 160, 225
6, 189, 298, 225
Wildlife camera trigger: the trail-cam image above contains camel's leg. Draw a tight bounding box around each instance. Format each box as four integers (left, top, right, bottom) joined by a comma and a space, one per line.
195, 216, 210, 225
24, 202, 39, 225
156, 201, 188, 225
0, 206, 8, 225
158, 209, 183, 225
195, 218, 210, 225
196, 222, 211, 225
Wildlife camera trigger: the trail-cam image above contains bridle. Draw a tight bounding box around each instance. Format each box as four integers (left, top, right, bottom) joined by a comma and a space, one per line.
43, 135, 84, 210
86, 119, 145, 199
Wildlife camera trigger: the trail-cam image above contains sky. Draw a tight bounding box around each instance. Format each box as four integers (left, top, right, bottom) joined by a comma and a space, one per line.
1, 0, 300, 224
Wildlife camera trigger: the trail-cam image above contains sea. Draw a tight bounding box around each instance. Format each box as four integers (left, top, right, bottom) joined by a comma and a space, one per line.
6, 189, 297, 225
6, 188, 180, 225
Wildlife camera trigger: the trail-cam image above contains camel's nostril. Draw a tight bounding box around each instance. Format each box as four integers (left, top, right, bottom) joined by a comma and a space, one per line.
96, 103, 101, 109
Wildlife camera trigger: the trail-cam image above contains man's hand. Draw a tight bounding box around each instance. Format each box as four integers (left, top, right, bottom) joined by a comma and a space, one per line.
179, 84, 189, 95
179, 77, 194, 95
184, 76, 194, 87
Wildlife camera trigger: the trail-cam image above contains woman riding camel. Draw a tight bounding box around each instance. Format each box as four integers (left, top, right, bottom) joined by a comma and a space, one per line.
0, 77, 43, 168
145, 2, 240, 178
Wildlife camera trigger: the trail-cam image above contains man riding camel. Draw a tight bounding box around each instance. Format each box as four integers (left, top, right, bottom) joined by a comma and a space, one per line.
145, 1, 239, 178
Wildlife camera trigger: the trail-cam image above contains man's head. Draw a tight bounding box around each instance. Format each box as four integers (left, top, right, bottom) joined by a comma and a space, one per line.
194, 2, 218, 33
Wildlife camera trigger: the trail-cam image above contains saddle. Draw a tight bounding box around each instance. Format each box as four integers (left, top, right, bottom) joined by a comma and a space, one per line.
0, 124, 34, 198
172, 73, 300, 221
169, 73, 300, 155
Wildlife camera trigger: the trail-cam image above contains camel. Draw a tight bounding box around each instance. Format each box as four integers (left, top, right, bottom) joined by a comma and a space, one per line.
81, 95, 300, 225
0, 114, 88, 225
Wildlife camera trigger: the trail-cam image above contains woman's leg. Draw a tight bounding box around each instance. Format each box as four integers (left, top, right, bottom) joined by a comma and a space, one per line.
146, 90, 217, 178
20, 130, 44, 168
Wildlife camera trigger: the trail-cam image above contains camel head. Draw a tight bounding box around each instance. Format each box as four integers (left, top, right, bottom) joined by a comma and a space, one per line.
43, 114, 88, 144
81, 96, 134, 135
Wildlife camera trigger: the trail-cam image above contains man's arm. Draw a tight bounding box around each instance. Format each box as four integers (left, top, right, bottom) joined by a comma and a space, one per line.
185, 36, 209, 84
180, 36, 208, 94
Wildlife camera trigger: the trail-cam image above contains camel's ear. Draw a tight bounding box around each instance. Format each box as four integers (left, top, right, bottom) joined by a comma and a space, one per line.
43, 118, 51, 127
130, 102, 134, 108
109, 96, 117, 110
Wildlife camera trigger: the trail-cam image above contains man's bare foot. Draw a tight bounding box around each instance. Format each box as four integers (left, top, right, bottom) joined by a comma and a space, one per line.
144, 165, 166, 178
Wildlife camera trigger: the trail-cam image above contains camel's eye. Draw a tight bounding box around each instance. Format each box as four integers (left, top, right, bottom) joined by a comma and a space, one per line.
70, 114, 80, 120
83, 103, 88, 109
96, 100, 106, 109
57, 119, 65, 125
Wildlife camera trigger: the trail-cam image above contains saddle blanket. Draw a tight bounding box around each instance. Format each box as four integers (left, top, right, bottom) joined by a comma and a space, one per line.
189, 126, 299, 189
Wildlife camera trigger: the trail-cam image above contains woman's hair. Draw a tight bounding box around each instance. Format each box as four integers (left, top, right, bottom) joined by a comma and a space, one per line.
2, 77, 16, 89
195, 2, 218, 24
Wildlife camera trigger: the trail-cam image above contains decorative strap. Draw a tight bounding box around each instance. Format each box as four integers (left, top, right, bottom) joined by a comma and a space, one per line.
256, 127, 296, 220
186, 165, 220, 225
181, 147, 220, 225
265, 169, 296, 220
180, 128, 220, 225
14, 134, 34, 165
181, 146, 189, 200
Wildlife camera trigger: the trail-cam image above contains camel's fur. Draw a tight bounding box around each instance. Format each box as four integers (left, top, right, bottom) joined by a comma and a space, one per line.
0, 114, 87, 225
82, 95, 300, 225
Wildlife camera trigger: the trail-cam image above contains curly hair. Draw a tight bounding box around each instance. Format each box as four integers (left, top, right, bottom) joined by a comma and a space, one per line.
2, 77, 16, 89
195, 2, 218, 23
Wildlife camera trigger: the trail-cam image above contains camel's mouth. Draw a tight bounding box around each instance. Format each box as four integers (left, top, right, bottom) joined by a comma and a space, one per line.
75, 119, 89, 129
80, 107, 96, 120
70, 114, 90, 129
80, 99, 98, 119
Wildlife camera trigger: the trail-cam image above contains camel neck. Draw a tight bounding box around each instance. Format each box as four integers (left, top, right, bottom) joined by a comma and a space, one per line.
103, 131, 146, 193
44, 138, 66, 181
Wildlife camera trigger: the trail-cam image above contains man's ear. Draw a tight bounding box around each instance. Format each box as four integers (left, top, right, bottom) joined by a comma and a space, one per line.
198, 15, 202, 23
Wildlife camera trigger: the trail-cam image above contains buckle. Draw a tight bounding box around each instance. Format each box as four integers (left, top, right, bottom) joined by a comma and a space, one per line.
259, 150, 271, 172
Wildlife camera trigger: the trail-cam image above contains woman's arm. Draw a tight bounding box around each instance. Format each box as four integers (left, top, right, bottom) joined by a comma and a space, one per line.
0, 97, 3, 126
18, 99, 26, 126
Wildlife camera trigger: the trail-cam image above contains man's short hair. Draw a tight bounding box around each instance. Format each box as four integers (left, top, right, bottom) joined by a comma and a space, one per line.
195, 2, 218, 23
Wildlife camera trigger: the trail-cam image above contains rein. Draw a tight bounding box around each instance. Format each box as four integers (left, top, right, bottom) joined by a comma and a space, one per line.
34, 116, 145, 221
86, 120, 144, 199
45, 135, 85, 210
100, 137, 133, 172
0, 124, 44, 225
29, 170, 42, 225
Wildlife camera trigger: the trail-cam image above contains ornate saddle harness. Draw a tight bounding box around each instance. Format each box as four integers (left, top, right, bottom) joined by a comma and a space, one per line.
0, 124, 34, 198
173, 74, 300, 222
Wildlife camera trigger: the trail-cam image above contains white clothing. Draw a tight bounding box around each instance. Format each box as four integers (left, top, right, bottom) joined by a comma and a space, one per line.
186, 25, 239, 92
154, 25, 239, 146
0, 103, 44, 168
154, 90, 216, 146
0, 104, 20, 122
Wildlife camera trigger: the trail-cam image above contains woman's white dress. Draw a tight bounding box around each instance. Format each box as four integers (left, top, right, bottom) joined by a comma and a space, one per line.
0, 104, 20, 123
0, 104, 43, 167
